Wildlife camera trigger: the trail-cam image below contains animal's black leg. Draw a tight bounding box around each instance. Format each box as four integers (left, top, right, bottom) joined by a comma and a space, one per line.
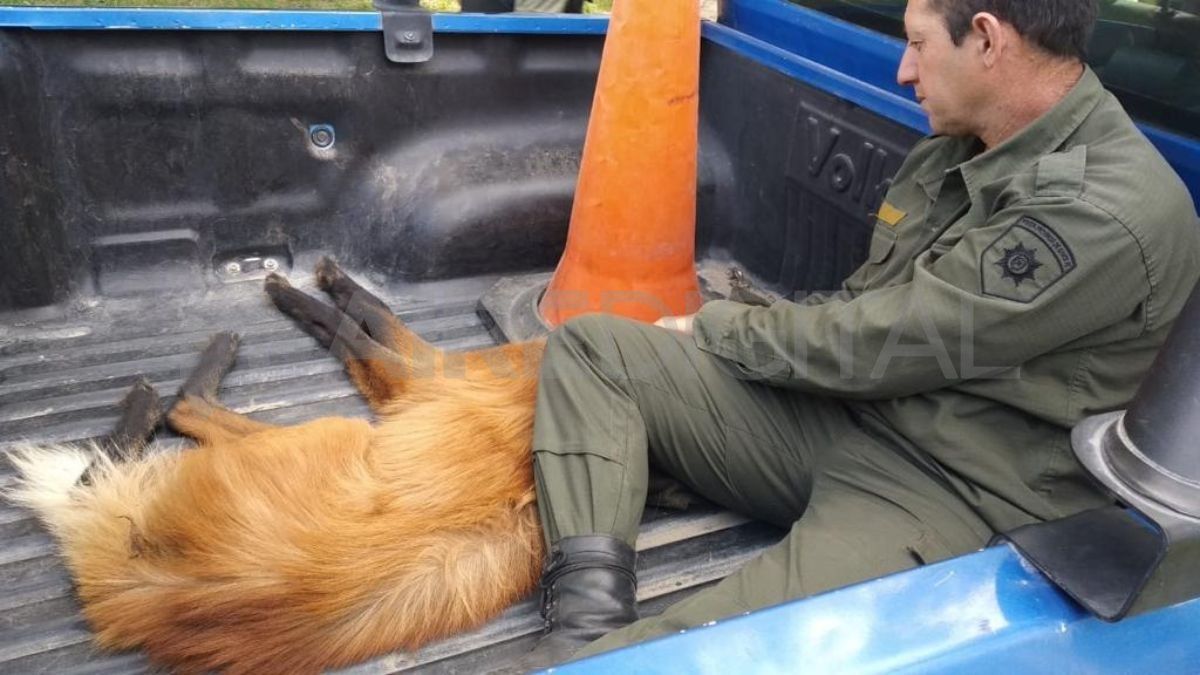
313, 256, 426, 357
178, 331, 240, 402
79, 378, 163, 486
266, 271, 412, 409
265, 272, 342, 348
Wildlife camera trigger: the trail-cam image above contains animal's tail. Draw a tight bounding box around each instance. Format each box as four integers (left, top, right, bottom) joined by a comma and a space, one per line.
6, 370, 163, 524
4, 442, 104, 534
2, 441, 186, 639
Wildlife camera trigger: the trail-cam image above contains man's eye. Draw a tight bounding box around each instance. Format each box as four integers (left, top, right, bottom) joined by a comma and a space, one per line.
909, 41, 924, 51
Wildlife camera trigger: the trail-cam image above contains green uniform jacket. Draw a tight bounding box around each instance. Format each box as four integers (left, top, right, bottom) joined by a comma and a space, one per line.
692, 68, 1200, 532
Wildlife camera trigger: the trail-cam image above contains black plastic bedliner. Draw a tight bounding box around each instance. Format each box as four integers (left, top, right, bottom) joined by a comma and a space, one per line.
0, 264, 782, 674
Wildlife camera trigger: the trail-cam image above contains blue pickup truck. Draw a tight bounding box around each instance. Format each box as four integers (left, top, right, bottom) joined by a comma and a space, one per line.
0, 1, 1197, 672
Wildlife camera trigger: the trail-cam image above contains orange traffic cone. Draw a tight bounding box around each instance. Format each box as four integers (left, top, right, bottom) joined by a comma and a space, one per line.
538, 0, 703, 327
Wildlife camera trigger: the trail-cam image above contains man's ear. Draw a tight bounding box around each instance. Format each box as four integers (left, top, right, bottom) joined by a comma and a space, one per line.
971, 12, 1007, 67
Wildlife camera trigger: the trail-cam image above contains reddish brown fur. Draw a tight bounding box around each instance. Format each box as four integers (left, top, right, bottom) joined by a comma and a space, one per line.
14, 265, 549, 674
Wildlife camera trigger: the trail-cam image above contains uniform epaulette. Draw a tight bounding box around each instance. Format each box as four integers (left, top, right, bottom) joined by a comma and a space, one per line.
1035, 144, 1088, 198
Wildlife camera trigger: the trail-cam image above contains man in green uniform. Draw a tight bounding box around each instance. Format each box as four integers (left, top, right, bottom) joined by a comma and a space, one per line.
517, 0, 1200, 668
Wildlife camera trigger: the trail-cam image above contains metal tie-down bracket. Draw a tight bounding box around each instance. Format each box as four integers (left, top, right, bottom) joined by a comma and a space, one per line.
374, 0, 433, 64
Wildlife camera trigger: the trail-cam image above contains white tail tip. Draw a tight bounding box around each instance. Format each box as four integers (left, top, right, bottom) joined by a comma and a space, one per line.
3, 443, 97, 519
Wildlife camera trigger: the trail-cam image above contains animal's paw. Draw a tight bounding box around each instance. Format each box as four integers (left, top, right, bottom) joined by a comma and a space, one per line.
123, 378, 161, 407
119, 377, 164, 420
204, 331, 241, 359
177, 332, 241, 402
264, 272, 292, 300
194, 332, 241, 383
264, 271, 291, 288
314, 256, 345, 292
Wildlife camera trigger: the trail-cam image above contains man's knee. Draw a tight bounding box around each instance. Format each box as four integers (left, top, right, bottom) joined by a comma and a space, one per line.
551, 313, 629, 345
545, 313, 637, 366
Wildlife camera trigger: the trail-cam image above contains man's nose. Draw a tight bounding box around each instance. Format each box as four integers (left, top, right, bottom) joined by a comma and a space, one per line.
897, 49, 917, 87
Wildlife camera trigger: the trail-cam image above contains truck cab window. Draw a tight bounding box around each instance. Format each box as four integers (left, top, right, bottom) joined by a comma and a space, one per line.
789, 0, 1200, 139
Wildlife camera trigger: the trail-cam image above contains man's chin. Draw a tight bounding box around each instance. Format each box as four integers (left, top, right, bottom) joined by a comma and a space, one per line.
926, 117, 970, 139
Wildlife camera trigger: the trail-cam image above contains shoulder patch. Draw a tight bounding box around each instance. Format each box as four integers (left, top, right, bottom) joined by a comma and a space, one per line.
981, 216, 1077, 303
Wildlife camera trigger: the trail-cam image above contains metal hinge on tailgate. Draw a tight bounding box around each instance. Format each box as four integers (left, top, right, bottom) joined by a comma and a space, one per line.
374, 0, 433, 64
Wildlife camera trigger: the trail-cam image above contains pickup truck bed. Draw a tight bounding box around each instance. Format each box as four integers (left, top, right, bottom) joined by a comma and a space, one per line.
0, 264, 783, 673
0, 8, 929, 671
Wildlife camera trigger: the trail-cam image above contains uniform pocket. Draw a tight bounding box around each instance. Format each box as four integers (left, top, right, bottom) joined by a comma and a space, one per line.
867, 224, 899, 264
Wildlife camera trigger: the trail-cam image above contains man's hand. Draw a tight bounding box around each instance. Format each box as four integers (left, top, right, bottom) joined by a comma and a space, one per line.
654, 314, 695, 335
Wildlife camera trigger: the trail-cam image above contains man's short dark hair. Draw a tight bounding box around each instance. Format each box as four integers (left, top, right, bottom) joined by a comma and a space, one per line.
928, 0, 1098, 61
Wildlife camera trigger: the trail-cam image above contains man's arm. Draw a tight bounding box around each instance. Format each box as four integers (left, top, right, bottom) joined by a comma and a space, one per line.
690, 197, 1150, 399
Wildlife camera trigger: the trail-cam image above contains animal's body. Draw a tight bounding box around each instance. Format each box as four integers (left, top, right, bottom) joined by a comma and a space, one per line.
5, 258, 547, 674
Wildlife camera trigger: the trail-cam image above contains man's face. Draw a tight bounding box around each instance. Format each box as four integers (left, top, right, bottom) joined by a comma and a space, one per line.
897, 0, 987, 137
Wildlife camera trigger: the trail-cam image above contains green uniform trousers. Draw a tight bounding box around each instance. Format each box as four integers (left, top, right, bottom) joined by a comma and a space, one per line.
532, 314, 994, 656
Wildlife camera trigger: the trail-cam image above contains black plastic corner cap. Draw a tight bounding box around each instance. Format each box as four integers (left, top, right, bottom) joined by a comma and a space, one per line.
1124, 284, 1200, 487
1001, 506, 1166, 621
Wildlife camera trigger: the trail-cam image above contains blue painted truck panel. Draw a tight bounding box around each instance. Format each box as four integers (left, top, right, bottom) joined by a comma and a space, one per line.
0, 6, 608, 33
560, 544, 1200, 674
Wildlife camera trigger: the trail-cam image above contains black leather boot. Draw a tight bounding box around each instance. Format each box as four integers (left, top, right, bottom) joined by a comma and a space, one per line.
514, 535, 639, 671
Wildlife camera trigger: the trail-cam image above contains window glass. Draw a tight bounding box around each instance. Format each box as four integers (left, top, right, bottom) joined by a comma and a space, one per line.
789, 0, 1200, 138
